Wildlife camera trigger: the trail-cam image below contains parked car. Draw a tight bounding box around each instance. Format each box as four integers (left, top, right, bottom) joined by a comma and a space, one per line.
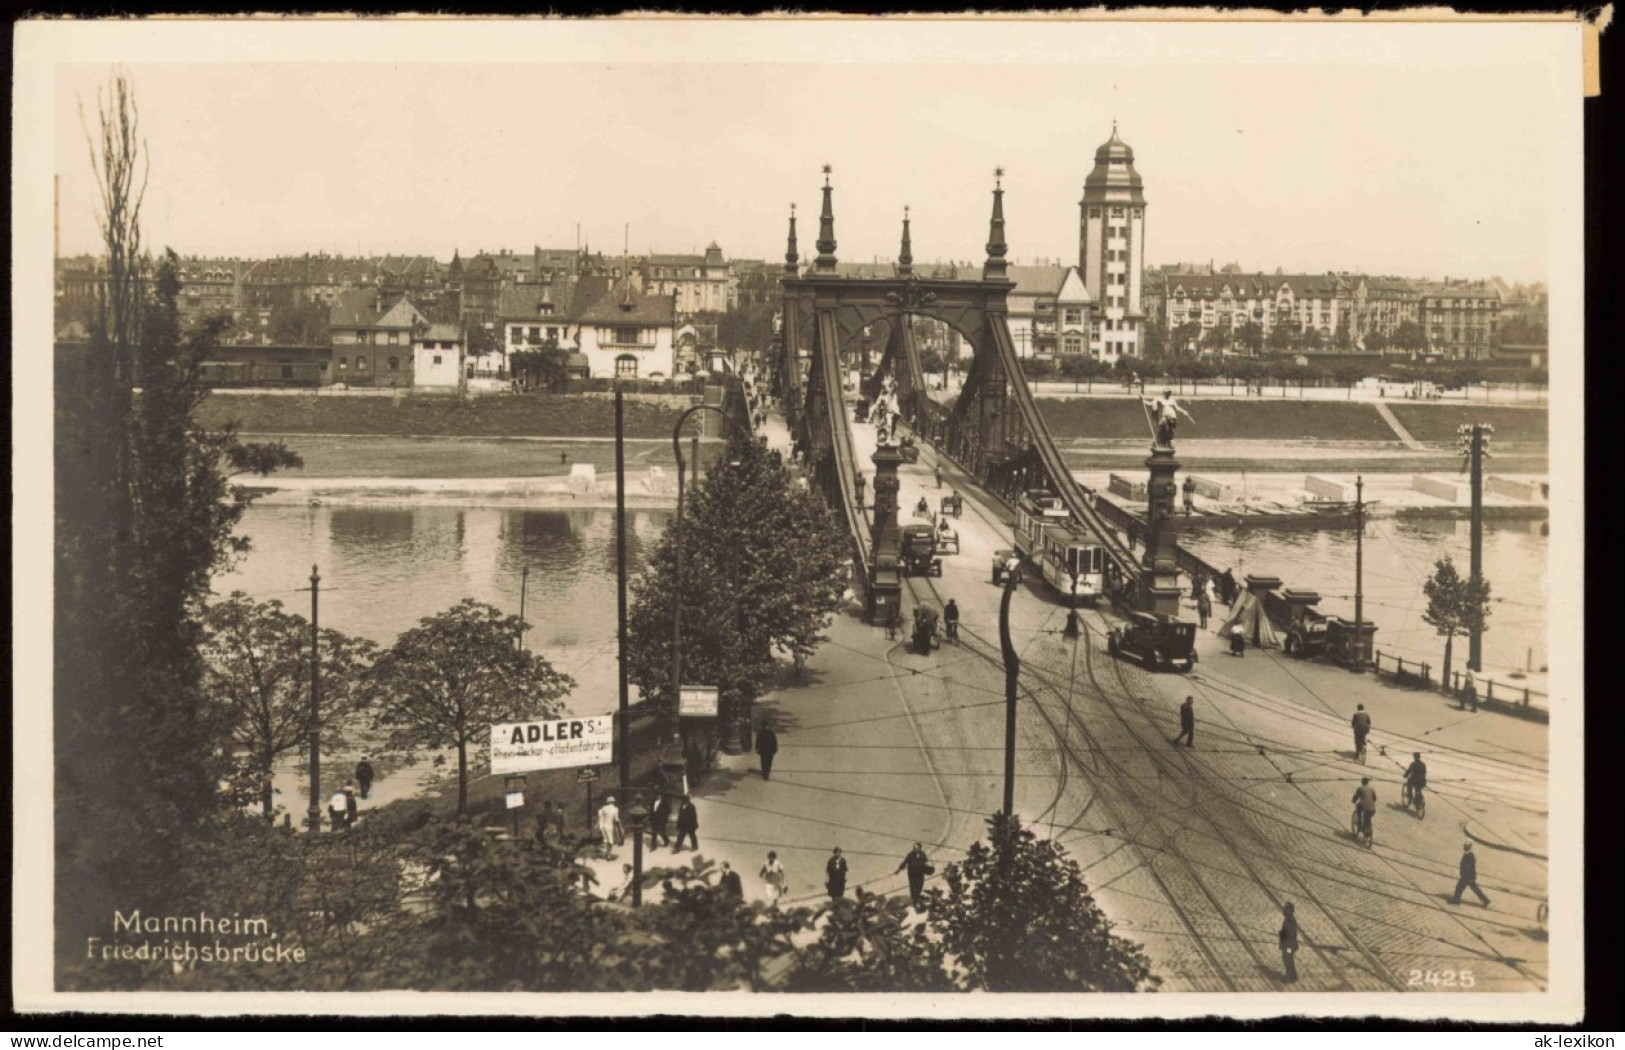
1106, 612, 1198, 672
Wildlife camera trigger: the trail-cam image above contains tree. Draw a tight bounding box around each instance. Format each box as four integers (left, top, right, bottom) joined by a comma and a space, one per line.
1421, 555, 1492, 685
201, 592, 378, 820
370, 600, 574, 813
55, 73, 302, 969
464, 321, 503, 377
627, 437, 849, 748
925, 812, 1159, 992
1391, 320, 1427, 355
1170, 321, 1202, 358
510, 336, 569, 391
1236, 320, 1265, 357
1267, 317, 1301, 353
789, 888, 957, 991
268, 300, 332, 346
1140, 317, 1168, 361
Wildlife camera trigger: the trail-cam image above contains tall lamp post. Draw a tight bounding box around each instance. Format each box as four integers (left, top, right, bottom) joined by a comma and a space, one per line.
1352, 477, 1365, 673
998, 554, 1022, 818
306, 565, 322, 832
669, 402, 755, 776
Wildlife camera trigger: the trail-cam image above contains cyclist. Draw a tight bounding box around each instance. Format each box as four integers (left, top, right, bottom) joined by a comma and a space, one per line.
1351, 776, 1377, 841
943, 599, 960, 642
1403, 752, 1428, 813
1351, 704, 1372, 762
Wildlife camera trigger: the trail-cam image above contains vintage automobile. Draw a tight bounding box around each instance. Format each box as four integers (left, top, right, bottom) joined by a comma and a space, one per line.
912, 606, 940, 654
899, 524, 943, 578
1283, 618, 1329, 660
991, 548, 1019, 586
1285, 615, 1376, 669
1106, 612, 1199, 672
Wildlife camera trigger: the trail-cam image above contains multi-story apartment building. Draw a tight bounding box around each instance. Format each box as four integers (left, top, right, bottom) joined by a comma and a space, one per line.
640, 243, 734, 316
1345, 275, 1420, 343
1420, 282, 1501, 359
1163, 273, 1348, 348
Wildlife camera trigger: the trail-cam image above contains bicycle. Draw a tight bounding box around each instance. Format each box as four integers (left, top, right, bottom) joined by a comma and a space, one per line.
1350, 806, 1374, 847
1403, 781, 1426, 819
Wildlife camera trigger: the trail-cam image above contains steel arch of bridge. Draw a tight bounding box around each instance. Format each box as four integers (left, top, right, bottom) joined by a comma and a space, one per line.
775, 176, 1170, 615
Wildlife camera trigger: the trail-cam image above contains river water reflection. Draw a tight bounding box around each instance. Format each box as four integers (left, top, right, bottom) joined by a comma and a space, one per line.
219, 503, 1548, 712
218, 505, 671, 715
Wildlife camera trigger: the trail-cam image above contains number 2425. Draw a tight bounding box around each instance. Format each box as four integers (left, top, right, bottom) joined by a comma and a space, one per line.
1408, 969, 1475, 988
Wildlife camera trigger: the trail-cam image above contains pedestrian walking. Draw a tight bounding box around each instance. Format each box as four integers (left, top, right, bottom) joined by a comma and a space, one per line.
1351, 704, 1372, 761
943, 599, 960, 642
343, 782, 358, 827
354, 757, 375, 800
896, 842, 934, 908
1460, 669, 1479, 712
1196, 591, 1212, 630
648, 793, 672, 849
760, 851, 788, 908
825, 847, 849, 900
1279, 903, 1300, 983
328, 788, 348, 832
718, 861, 744, 901
1449, 843, 1492, 906
673, 796, 699, 853
1182, 475, 1197, 514
1203, 576, 1217, 606
935, 466, 943, 489
855, 473, 866, 507
1175, 695, 1196, 748
757, 722, 779, 780
597, 794, 621, 860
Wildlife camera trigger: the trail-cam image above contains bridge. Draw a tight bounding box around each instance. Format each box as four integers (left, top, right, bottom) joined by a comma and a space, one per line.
777, 168, 1184, 621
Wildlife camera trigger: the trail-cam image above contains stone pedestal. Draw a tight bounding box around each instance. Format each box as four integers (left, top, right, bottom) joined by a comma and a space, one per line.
1137, 443, 1184, 618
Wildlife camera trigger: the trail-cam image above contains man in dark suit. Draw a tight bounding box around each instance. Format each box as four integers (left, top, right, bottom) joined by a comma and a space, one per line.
896, 843, 933, 908
673, 796, 699, 853
1279, 902, 1300, 983
1450, 843, 1491, 906
757, 723, 779, 780
825, 847, 849, 900
1175, 696, 1196, 747
718, 862, 744, 901
648, 793, 671, 849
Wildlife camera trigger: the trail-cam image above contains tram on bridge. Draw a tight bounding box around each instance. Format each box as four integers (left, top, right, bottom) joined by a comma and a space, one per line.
1013, 491, 1107, 605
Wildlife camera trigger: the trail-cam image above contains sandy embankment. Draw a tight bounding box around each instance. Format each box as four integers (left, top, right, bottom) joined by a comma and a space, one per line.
240, 472, 678, 511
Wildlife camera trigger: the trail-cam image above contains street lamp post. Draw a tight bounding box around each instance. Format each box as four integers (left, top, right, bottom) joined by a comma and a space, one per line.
998, 555, 1022, 819
1353, 476, 1365, 673
625, 794, 650, 908
306, 565, 322, 833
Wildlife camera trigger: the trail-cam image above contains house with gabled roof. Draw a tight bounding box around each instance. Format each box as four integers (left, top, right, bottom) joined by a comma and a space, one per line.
328, 289, 427, 387
574, 279, 677, 380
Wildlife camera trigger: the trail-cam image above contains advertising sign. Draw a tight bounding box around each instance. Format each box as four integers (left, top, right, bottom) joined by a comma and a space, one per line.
490, 717, 613, 774
505, 791, 525, 810
679, 685, 719, 718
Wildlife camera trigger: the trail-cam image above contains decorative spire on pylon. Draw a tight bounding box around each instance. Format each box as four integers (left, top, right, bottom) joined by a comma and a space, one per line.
897, 205, 913, 277
983, 167, 1008, 281
783, 203, 799, 275
815, 164, 838, 274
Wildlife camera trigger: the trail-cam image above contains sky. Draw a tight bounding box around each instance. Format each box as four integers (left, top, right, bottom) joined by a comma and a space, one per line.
48, 22, 1575, 284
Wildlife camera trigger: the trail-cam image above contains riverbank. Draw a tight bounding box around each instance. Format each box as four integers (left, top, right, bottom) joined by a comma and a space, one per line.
198, 391, 690, 439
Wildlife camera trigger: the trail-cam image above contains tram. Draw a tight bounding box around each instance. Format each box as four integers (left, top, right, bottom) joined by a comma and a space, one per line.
1012, 491, 1106, 605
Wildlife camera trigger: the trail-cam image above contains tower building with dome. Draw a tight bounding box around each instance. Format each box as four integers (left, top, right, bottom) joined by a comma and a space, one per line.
1078, 123, 1148, 358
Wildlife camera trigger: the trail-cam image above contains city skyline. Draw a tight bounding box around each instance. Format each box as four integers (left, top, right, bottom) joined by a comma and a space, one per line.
51, 26, 1571, 285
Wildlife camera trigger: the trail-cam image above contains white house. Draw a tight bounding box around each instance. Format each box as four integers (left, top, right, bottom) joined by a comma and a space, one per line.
412, 322, 465, 390
574, 279, 677, 379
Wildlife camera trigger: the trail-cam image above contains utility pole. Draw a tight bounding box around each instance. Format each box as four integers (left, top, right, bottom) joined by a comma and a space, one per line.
1352, 476, 1365, 673
306, 565, 322, 833
1467, 423, 1490, 672
999, 558, 1021, 818
616, 384, 632, 796
517, 566, 528, 651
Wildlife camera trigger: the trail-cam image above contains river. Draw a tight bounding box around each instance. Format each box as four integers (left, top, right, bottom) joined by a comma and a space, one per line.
216, 504, 671, 717
217, 500, 1547, 715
